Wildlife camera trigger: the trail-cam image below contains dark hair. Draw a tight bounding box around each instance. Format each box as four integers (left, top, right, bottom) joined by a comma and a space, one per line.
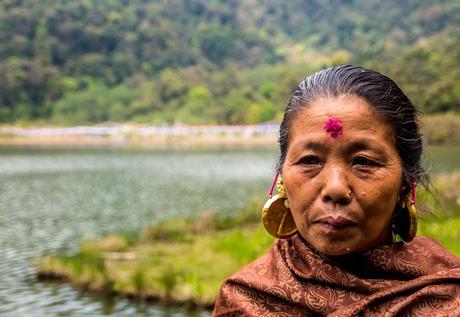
276, 65, 427, 194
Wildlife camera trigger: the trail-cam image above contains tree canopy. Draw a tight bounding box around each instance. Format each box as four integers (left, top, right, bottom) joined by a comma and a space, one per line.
0, 0, 458, 124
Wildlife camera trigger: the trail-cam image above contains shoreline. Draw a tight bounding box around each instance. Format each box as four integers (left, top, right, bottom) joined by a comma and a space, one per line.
0, 135, 278, 147
35, 203, 275, 310
2, 113, 460, 146
36, 269, 215, 310
0, 124, 279, 147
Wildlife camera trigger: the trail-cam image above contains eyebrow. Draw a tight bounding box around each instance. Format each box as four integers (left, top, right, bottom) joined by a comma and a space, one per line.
301, 141, 328, 153
344, 139, 389, 157
300, 139, 389, 157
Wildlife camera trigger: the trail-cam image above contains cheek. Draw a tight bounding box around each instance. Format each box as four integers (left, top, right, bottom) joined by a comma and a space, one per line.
287, 199, 311, 235
283, 172, 318, 228
364, 165, 402, 205
283, 172, 312, 207
361, 180, 400, 224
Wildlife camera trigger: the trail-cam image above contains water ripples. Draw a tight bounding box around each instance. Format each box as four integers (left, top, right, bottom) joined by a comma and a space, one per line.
0, 146, 276, 316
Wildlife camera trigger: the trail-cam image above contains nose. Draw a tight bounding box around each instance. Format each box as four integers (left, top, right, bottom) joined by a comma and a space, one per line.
321, 166, 352, 205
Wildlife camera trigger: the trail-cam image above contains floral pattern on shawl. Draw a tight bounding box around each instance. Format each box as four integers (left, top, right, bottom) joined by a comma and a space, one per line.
213, 234, 460, 316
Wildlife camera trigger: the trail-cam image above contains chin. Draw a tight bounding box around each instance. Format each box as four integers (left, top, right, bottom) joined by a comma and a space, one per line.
308, 238, 358, 256
317, 246, 353, 256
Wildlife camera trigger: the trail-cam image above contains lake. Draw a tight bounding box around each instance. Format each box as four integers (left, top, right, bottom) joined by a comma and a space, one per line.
0, 144, 458, 316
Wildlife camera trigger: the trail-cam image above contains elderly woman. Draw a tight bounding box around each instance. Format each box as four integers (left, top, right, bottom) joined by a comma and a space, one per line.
213, 65, 460, 316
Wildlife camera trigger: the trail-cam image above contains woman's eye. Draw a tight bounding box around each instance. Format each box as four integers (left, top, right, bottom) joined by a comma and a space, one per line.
352, 156, 380, 167
299, 156, 321, 166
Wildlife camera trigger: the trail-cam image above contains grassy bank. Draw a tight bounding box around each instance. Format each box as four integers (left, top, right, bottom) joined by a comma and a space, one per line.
37, 200, 274, 308
36, 172, 460, 309
418, 172, 460, 252
421, 113, 460, 145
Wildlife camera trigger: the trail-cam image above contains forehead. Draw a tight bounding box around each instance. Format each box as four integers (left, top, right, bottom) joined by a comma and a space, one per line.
289, 95, 395, 144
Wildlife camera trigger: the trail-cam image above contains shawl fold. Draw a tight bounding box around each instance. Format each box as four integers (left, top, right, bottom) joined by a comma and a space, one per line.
213, 234, 460, 316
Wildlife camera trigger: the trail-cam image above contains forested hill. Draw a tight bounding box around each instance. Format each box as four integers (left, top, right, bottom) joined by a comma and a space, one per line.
1, 0, 459, 125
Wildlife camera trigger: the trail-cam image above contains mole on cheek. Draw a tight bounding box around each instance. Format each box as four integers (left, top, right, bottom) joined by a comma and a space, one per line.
324, 118, 343, 139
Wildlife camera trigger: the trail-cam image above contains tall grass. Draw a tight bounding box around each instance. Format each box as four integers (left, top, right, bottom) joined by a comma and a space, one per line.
417, 171, 460, 254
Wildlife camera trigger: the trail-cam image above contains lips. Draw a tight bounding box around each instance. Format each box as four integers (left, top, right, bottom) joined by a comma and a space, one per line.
314, 216, 357, 230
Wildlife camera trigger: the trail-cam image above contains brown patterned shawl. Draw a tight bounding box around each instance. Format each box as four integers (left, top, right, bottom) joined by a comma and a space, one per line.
213, 234, 460, 316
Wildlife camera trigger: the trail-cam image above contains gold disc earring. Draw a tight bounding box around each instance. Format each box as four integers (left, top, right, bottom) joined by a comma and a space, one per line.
262, 175, 297, 239
398, 195, 418, 242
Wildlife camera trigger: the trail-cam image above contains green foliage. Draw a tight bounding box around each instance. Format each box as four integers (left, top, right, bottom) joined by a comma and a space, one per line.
371, 28, 460, 114
419, 216, 460, 254
178, 85, 214, 124
0, 1, 459, 123
416, 171, 460, 254
156, 266, 183, 298
132, 267, 147, 295
52, 82, 139, 124
213, 228, 273, 265
245, 101, 277, 124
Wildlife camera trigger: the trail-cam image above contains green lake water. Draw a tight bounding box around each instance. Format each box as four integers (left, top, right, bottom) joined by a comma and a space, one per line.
0, 144, 458, 316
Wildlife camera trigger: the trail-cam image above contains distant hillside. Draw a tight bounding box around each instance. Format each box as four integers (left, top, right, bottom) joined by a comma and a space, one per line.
371, 27, 460, 113
0, 0, 459, 124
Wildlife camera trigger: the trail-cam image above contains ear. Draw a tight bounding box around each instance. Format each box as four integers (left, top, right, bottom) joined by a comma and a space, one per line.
400, 177, 411, 195
397, 185, 407, 204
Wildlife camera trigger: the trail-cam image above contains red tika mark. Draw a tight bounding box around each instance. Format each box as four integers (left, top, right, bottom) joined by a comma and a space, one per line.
324, 118, 343, 139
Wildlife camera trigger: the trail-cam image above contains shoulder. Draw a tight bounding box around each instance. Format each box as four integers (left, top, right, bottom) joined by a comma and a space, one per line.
403, 236, 460, 271
364, 236, 460, 278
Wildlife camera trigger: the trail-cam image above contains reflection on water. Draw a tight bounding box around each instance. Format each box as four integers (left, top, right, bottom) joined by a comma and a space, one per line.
0, 144, 458, 316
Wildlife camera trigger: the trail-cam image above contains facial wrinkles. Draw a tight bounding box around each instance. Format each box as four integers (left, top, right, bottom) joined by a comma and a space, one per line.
289, 107, 397, 207
289, 102, 375, 147
281, 95, 403, 255
289, 110, 394, 162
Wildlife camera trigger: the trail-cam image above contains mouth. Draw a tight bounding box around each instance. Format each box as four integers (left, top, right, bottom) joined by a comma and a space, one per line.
314, 216, 357, 231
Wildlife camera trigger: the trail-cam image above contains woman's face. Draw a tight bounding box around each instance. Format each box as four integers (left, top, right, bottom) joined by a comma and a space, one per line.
282, 95, 403, 256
